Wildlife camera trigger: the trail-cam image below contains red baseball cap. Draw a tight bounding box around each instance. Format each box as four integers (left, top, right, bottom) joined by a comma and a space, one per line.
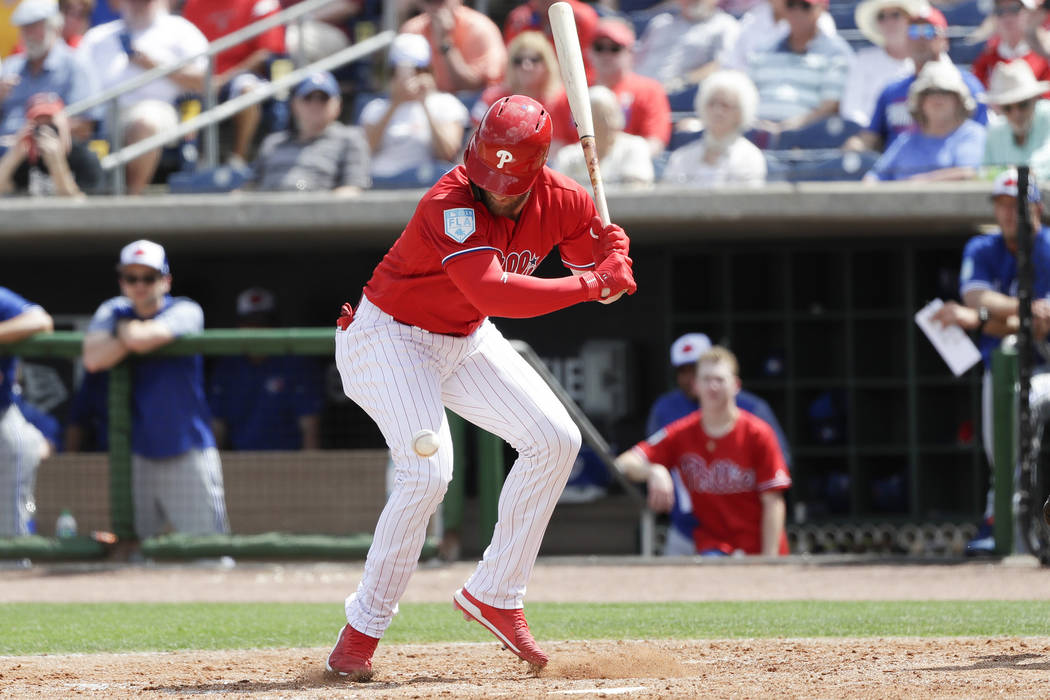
593, 17, 635, 48
25, 92, 64, 121
915, 6, 947, 29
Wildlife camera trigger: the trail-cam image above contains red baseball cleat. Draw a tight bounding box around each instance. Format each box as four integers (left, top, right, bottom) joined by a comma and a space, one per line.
453, 587, 549, 668
325, 623, 379, 681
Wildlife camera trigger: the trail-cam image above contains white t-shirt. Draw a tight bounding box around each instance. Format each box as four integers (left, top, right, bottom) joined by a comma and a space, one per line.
719, 2, 837, 72
551, 132, 655, 186
660, 135, 767, 187
839, 46, 913, 126
360, 92, 468, 177
634, 11, 740, 87
78, 13, 209, 108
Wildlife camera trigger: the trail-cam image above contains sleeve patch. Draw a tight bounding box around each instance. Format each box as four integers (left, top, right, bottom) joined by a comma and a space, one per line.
960, 256, 974, 283
444, 208, 476, 243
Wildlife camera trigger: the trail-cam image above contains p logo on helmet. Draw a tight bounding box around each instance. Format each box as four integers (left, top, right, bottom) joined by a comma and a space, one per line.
496, 150, 514, 169
464, 95, 552, 195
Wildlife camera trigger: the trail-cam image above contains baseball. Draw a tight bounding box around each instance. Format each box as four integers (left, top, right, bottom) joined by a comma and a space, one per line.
412, 429, 440, 457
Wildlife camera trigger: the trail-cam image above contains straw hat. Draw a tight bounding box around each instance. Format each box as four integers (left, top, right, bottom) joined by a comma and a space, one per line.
983, 59, 1050, 106
855, 0, 929, 46
907, 60, 977, 117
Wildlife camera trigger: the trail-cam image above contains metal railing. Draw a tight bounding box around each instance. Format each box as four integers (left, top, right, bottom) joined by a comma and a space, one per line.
62, 0, 389, 193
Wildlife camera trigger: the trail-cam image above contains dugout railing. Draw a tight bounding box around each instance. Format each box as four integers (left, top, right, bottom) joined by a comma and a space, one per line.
2, 329, 651, 561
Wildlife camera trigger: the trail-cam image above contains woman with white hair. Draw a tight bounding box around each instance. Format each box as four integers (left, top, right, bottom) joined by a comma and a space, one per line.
551, 85, 654, 187
865, 60, 986, 181
660, 70, 766, 187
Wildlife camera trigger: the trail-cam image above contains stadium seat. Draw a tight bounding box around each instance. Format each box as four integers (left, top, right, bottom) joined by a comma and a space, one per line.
370, 161, 458, 190
937, 0, 985, 27
668, 128, 703, 151
667, 84, 699, 113
168, 164, 253, 194
828, 0, 859, 30
766, 149, 878, 182
775, 116, 862, 150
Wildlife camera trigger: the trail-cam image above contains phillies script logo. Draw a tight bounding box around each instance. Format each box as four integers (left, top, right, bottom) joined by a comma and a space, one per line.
679, 454, 755, 495
501, 249, 539, 276
496, 150, 514, 168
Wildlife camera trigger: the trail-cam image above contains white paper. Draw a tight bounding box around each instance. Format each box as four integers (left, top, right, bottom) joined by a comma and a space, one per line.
914, 298, 983, 377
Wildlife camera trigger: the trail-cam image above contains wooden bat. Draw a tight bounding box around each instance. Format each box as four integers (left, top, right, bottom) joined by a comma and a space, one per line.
548, 1, 610, 227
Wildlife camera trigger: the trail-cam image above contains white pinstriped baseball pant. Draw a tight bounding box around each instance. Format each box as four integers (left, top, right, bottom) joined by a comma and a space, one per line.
335, 296, 581, 638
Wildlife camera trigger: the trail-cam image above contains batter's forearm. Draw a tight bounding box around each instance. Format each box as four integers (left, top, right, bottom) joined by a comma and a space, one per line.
446, 253, 590, 318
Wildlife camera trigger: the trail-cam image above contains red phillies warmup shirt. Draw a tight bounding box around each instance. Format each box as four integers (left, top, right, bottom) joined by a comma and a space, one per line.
363, 165, 596, 336
182, 0, 286, 76
637, 410, 792, 555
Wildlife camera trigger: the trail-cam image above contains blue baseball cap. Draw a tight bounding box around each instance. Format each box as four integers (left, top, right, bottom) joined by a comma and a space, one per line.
294, 71, 339, 100
12, 0, 58, 27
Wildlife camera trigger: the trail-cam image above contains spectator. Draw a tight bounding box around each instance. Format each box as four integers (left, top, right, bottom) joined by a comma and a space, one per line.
552, 17, 671, 157
984, 60, 1050, 171
208, 288, 323, 451
470, 30, 574, 145
633, 0, 740, 95
59, 0, 94, 48
249, 70, 370, 193
360, 33, 466, 187
845, 6, 988, 153
78, 0, 208, 194
930, 168, 1050, 554
400, 0, 506, 94
840, 0, 914, 127
660, 70, 766, 187
616, 345, 792, 557
503, 0, 598, 76
865, 60, 985, 181
82, 239, 230, 541
0, 286, 54, 537
0, 92, 101, 196
181, 0, 288, 169
747, 0, 853, 138
1, 0, 100, 140
551, 85, 653, 187
973, 0, 1050, 91
719, 0, 837, 72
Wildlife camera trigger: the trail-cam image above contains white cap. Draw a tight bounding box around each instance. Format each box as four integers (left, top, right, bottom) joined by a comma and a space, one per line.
118, 239, 168, 274
11, 0, 58, 27
992, 168, 1041, 202
670, 333, 712, 367
237, 287, 276, 316
389, 33, 431, 68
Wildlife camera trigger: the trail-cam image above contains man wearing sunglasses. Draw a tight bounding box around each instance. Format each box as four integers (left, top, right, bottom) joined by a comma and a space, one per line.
747, 0, 854, 139
973, 0, 1050, 90
82, 239, 231, 547
986, 60, 1050, 171
845, 5, 988, 153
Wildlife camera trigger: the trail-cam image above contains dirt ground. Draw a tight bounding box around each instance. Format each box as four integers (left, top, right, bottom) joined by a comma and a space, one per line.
3, 558, 1050, 698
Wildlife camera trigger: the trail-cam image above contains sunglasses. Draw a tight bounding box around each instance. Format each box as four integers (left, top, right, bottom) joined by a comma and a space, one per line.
876, 9, 905, 20
592, 41, 626, 53
1003, 98, 1037, 113
512, 54, 543, 67
785, 0, 817, 11
993, 4, 1024, 14
120, 273, 160, 285
907, 24, 939, 39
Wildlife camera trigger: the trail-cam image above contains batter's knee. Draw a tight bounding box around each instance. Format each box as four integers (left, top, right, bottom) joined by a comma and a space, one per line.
393, 461, 451, 510
544, 416, 582, 474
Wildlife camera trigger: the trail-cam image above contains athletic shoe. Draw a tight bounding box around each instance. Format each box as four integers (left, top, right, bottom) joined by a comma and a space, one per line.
325, 623, 378, 680
965, 518, 995, 555
453, 587, 549, 668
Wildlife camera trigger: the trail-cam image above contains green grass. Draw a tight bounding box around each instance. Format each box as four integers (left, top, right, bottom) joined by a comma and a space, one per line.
3, 601, 1049, 656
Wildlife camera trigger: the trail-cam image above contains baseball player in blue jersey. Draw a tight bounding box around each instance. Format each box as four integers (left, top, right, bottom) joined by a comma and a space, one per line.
208, 288, 323, 451
647, 333, 792, 555
932, 169, 1050, 553
82, 240, 230, 540
0, 287, 54, 536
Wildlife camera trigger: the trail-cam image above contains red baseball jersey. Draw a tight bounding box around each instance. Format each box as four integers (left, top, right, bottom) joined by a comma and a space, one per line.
182, 0, 285, 76
550, 72, 671, 147
363, 165, 597, 336
636, 410, 792, 555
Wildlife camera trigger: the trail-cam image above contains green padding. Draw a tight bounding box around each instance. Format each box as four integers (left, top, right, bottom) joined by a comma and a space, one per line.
141, 533, 439, 560
0, 536, 106, 560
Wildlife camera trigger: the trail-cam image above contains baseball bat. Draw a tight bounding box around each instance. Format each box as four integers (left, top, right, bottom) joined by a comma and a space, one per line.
548, 2, 611, 227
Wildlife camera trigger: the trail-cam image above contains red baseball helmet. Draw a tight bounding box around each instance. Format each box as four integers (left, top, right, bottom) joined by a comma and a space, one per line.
464, 95, 552, 196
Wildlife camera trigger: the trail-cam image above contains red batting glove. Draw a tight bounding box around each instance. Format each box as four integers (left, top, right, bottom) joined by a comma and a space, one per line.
590, 216, 630, 265
579, 252, 637, 301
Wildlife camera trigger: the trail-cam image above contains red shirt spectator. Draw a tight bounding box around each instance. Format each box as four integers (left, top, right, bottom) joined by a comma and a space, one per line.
400, 0, 506, 93
973, 38, 1050, 96
550, 16, 670, 155
971, 0, 1050, 96
504, 0, 598, 77
182, 0, 286, 76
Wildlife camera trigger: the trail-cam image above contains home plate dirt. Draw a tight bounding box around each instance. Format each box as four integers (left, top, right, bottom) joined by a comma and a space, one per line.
3, 560, 1050, 698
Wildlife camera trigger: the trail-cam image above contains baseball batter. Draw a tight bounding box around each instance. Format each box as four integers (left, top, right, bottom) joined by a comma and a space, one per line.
327, 95, 636, 680
0, 287, 54, 536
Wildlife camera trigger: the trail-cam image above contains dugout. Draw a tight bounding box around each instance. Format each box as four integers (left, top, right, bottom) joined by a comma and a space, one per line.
0, 182, 1010, 554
